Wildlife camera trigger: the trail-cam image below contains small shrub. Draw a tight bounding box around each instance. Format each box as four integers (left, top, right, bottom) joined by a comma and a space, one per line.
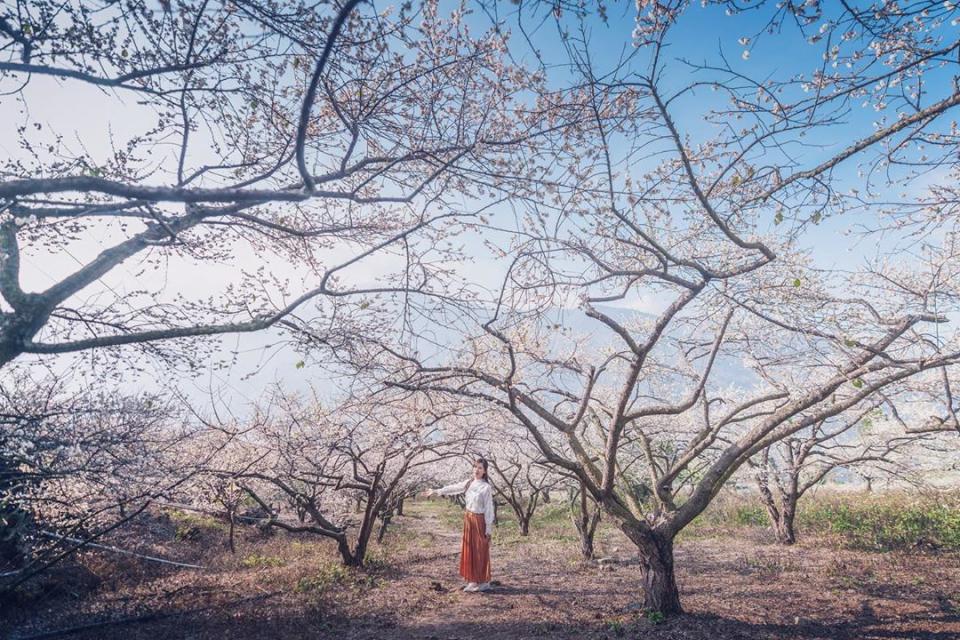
363, 549, 391, 572
241, 553, 285, 568
800, 496, 960, 552
645, 609, 666, 625
358, 573, 384, 589
681, 494, 769, 532
166, 509, 225, 541
675, 514, 711, 540
296, 562, 350, 593
733, 505, 769, 527
604, 619, 624, 636
174, 524, 198, 541
683, 490, 960, 552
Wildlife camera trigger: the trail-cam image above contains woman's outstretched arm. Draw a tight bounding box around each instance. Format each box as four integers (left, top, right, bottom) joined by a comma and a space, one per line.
429, 479, 471, 496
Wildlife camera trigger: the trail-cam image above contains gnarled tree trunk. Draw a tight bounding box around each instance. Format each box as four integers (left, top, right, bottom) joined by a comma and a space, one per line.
773, 506, 796, 545
756, 465, 799, 545
227, 507, 237, 554
621, 524, 682, 616
518, 515, 531, 536
0, 454, 31, 569
570, 481, 601, 559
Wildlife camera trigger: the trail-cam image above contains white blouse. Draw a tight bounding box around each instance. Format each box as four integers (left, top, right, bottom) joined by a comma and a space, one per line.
434, 478, 495, 534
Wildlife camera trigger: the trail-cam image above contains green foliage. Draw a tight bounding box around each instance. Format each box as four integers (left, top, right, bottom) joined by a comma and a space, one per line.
426, 489, 959, 555
680, 495, 770, 535
496, 503, 579, 541
167, 509, 224, 529
294, 556, 386, 595
733, 505, 770, 527
295, 562, 350, 593
166, 509, 225, 541
173, 525, 195, 541
241, 553, 286, 568
535, 504, 570, 525
603, 619, 624, 636
645, 609, 666, 625
800, 498, 960, 552
685, 491, 960, 552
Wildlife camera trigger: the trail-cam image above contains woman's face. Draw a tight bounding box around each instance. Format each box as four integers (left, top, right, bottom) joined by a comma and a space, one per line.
473, 461, 485, 480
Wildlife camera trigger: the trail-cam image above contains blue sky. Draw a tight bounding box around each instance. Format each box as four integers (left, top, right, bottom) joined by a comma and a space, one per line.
464, 2, 960, 270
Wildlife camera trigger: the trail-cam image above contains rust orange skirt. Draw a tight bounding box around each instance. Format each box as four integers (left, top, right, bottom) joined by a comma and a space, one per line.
459, 510, 491, 583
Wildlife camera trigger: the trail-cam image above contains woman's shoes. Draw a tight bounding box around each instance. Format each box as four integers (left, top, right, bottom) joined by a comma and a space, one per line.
476, 582, 492, 592
463, 582, 479, 592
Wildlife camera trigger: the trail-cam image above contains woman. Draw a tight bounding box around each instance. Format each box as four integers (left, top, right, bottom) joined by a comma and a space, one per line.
424, 458, 495, 592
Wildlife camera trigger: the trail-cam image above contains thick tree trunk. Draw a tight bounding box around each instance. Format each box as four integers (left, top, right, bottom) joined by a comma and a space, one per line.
376, 508, 393, 543
227, 507, 237, 554
756, 475, 799, 545
377, 492, 402, 543
0, 456, 30, 569
0, 344, 17, 369
581, 519, 600, 559
336, 534, 359, 566
761, 501, 797, 544
352, 530, 372, 566
571, 484, 600, 559
0, 505, 29, 569
350, 489, 380, 566
773, 504, 796, 545
579, 530, 594, 559
621, 525, 682, 616
518, 516, 530, 536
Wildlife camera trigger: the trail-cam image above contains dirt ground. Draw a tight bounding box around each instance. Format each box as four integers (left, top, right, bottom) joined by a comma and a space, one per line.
3, 500, 959, 640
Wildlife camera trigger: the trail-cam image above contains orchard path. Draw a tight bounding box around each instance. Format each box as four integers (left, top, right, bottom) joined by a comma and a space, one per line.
380, 502, 640, 639
323, 501, 960, 640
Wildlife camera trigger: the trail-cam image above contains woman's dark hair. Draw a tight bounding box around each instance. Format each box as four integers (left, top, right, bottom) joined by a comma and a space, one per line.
474, 457, 489, 482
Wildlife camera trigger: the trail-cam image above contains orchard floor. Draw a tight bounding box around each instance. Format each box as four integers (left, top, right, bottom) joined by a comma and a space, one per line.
3, 500, 959, 640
